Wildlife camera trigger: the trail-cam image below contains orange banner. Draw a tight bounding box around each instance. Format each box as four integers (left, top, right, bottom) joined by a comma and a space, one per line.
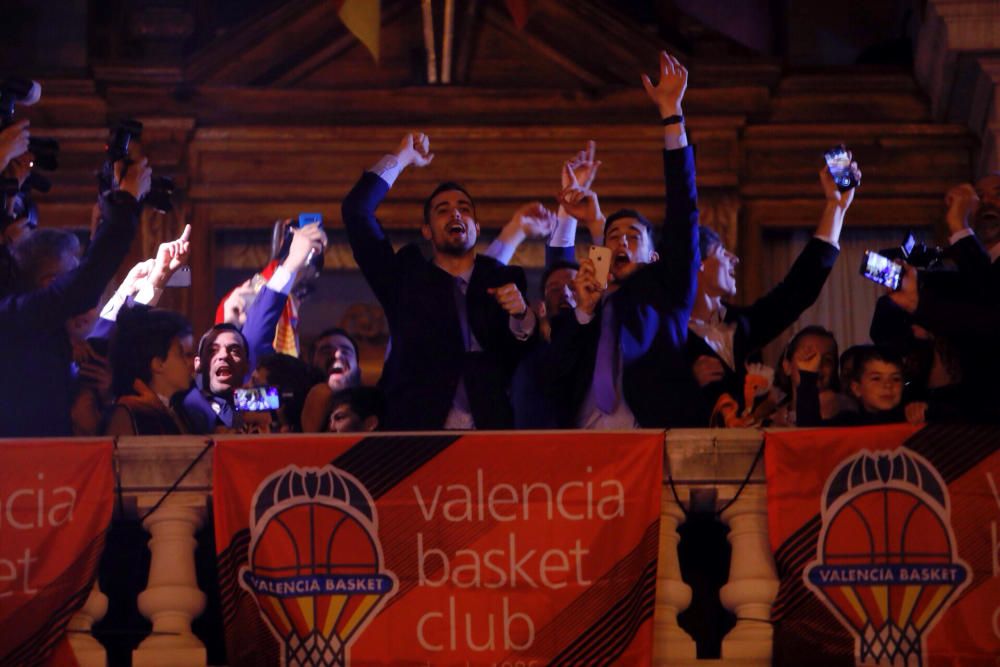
0, 438, 114, 666
765, 425, 1000, 666
213, 431, 663, 666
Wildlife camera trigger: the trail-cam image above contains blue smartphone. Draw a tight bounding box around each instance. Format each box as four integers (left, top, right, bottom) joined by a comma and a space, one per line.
298, 212, 322, 228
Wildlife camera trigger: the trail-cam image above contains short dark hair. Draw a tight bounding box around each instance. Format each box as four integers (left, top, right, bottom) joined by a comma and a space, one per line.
423, 181, 476, 226
12, 228, 79, 289
196, 323, 249, 389
698, 224, 722, 260
330, 386, 385, 426
603, 209, 655, 244
111, 304, 192, 398
540, 259, 580, 294
849, 345, 904, 384
312, 327, 359, 359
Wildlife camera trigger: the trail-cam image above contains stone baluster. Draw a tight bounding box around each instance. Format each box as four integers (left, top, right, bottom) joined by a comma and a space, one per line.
718, 485, 778, 664
132, 492, 207, 667
67, 582, 109, 667
653, 488, 698, 665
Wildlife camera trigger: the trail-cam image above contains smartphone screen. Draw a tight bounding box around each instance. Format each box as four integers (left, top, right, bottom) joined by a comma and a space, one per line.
824, 145, 856, 191
588, 246, 612, 289
234, 386, 280, 412
860, 250, 902, 290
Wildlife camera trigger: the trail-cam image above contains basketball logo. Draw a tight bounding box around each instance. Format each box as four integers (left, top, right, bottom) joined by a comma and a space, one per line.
239, 465, 398, 667
804, 448, 970, 666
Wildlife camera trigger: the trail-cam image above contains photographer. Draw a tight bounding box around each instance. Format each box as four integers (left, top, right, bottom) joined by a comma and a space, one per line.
0, 158, 150, 437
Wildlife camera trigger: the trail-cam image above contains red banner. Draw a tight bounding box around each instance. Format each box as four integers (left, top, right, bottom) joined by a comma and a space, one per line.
0, 438, 114, 666
765, 425, 1000, 666
213, 431, 663, 666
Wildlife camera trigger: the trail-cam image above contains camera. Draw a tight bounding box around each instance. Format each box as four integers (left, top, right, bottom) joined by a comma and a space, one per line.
98, 118, 174, 213
2, 77, 60, 186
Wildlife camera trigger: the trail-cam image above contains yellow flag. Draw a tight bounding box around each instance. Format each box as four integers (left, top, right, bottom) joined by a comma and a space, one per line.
338, 0, 380, 63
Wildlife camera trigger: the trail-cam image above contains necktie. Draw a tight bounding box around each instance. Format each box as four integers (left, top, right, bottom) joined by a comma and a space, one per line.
452, 276, 472, 415
594, 299, 619, 413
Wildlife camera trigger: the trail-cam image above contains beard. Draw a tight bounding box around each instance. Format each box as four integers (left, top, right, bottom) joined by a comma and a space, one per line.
973, 205, 1000, 246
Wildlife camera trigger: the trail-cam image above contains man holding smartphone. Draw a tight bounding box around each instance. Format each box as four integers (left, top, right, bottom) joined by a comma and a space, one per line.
681, 154, 859, 427
543, 51, 700, 429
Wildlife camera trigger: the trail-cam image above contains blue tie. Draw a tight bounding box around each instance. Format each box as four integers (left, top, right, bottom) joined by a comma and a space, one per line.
594, 299, 619, 413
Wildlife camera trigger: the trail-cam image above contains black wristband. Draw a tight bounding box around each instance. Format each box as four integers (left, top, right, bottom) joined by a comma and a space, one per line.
661, 114, 684, 126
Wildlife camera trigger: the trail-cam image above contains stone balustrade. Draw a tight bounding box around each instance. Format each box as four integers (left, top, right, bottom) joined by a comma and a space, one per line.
70, 430, 772, 666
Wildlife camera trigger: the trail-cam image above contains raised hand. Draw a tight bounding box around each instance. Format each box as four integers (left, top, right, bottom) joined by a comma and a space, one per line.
149, 224, 192, 288
794, 343, 822, 375
284, 221, 328, 274
0, 119, 30, 170
510, 201, 556, 240
641, 51, 688, 118
488, 283, 529, 318
562, 140, 601, 191
395, 132, 435, 169
558, 163, 603, 224
819, 157, 861, 210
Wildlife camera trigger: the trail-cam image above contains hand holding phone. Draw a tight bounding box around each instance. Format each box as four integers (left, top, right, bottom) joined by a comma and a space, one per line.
588, 245, 612, 290
824, 145, 859, 192
860, 250, 902, 290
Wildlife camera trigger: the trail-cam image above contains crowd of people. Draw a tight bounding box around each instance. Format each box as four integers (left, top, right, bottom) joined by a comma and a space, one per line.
1, 52, 998, 438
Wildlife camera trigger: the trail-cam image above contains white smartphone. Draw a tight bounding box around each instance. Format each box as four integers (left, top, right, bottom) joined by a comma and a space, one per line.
588, 245, 612, 289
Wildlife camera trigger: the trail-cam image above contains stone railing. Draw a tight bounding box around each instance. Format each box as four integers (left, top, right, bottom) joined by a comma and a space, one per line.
70, 429, 772, 667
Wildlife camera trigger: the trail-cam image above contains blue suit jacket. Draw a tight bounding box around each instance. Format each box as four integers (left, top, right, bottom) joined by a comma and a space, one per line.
545, 146, 701, 428
342, 172, 533, 430
178, 285, 288, 433
0, 192, 140, 437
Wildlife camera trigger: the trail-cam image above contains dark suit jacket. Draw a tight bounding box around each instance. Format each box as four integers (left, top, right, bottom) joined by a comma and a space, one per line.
0, 191, 140, 437
342, 172, 532, 430
545, 146, 700, 428
680, 237, 840, 425
178, 285, 288, 434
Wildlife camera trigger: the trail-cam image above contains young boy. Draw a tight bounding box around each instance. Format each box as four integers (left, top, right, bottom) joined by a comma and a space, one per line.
797, 345, 909, 426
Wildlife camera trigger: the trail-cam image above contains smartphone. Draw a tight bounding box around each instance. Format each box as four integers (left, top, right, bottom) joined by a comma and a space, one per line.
824, 145, 858, 192
298, 212, 322, 228
588, 246, 612, 289
860, 250, 902, 290
165, 265, 191, 288
233, 386, 280, 412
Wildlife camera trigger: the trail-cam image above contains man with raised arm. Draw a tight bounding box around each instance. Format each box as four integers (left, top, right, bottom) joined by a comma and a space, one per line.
682, 160, 859, 427
544, 51, 700, 429
342, 135, 536, 430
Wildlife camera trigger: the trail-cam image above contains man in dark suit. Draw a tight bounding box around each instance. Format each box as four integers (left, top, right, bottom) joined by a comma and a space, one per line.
0, 159, 150, 437
682, 161, 860, 426
342, 134, 536, 430
543, 51, 700, 429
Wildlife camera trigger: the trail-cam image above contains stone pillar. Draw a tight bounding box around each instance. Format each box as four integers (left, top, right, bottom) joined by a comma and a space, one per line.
915, 0, 1000, 177
718, 485, 778, 663
652, 490, 698, 664
132, 492, 207, 667
68, 582, 109, 667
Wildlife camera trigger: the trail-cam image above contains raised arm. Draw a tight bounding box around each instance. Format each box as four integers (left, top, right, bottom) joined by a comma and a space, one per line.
342, 132, 433, 306
0, 160, 149, 330
742, 165, 856, 350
